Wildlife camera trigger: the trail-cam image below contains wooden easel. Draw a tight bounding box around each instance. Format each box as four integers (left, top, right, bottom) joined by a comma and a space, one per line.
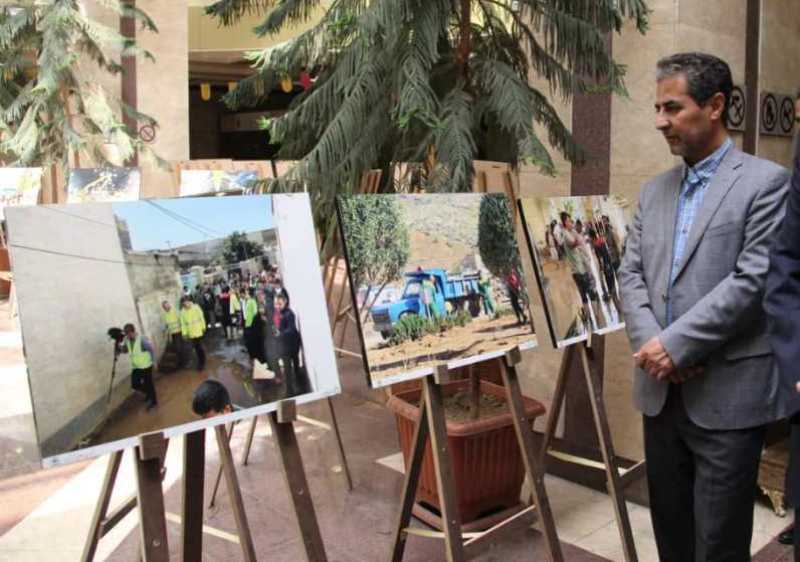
238, 396, 352, 490
205, 402, 329, 561
208, 395, 353, 509
539, 334, 645, 562
269, 400, 329, 562
390, 348, 564, 562
82, 427, 257, 562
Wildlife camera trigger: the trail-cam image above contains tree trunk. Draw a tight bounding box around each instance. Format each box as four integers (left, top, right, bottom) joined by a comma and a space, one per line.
360, 280, 390, 326
457, 0, 472, 83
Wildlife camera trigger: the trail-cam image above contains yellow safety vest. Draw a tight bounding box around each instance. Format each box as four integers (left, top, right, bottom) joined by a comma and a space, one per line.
244, 298, 258, 328
162, 308, 180, 334
126, 337, 153, 370
180, 304, 206, 339
230, 293, 241, 313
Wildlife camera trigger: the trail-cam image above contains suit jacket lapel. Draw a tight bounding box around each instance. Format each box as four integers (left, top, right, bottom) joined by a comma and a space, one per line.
662, 166, 682, 255
671, 148, 744, 283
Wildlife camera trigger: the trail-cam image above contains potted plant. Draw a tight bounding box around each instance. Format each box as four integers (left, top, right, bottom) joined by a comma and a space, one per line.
387, 373, 546, 527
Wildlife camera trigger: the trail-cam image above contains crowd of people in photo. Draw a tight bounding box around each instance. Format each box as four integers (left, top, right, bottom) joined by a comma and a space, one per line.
156, 266, 308, 403
543, 212, 624, 332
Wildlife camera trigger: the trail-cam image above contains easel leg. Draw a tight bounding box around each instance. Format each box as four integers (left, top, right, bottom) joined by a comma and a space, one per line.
268, 410, 328, 562
578, 346, 638, 562
135, 434, 170, 562
82, 451, 124, 562
241, 416, 258, 466
539, 345, 574, 465
215, 425, 257, 562
422, 375, 465, 562
326, 397, 353, 491
181, 430, 205, 562
209, 422, 235, 508
500, 354, 564, 562
390, 395, 430, 562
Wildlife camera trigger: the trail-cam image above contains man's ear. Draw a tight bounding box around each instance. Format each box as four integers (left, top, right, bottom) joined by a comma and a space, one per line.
707, 92, 727, 122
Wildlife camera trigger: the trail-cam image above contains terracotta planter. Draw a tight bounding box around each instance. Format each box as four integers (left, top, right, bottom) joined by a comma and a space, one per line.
0, 248, 9, 297
387, 379, 546, 525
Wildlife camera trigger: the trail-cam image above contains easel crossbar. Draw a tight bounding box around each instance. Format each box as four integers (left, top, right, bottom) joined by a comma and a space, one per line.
545, 450, 645, 481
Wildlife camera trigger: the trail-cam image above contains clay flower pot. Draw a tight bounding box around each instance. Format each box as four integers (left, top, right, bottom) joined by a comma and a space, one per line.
387, 379, 546, 527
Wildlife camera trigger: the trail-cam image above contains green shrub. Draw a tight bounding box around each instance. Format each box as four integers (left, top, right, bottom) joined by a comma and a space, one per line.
388, 309, 474, 345
452, 310, 472, 327
389, 314, 429, 345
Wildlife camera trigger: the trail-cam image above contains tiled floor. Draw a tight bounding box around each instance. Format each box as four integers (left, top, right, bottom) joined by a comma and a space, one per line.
0, 296, 796, 561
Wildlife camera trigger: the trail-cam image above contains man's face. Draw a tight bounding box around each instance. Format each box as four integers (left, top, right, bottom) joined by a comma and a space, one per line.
201, 404, 232, 419
564, 217, 574, 230
162, 302, 170, 312
125, 329, 136, 341
655, 74, 720, 162
276, 297, 286, 311
182, 300, 190, 309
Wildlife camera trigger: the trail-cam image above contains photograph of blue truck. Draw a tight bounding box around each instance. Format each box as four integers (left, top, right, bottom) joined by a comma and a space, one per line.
337, 193, 537, 388
370, 268, 486, 338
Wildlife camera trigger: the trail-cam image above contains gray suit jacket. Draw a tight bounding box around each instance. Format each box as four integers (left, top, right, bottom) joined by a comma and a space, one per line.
619, 146, 790, 430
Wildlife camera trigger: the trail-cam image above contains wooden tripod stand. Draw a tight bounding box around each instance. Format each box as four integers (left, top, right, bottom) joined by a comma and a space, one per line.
81, 426, 258, 562
389, 348, 564, 562
540, 334, 645, 562
205, 401, 329, 562
207, 395, 353, 510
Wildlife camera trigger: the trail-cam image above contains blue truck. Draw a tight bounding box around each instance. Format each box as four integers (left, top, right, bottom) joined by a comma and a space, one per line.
370, 268, 483, 339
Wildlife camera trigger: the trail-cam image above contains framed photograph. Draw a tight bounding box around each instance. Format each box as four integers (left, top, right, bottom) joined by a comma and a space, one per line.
179, 170, 260, 197
337, 193, 537, 389
6, 194, 340, 467
67, 167, 141, 203
0, 167, 42, 220
519, 196, 632, 348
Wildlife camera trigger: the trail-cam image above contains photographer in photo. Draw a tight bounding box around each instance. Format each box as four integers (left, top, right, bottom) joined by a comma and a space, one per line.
117, 323, 158, 411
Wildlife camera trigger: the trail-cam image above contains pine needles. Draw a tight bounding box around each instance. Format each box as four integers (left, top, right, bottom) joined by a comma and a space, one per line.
209, 0, 649, 254
0, 1, 164, 170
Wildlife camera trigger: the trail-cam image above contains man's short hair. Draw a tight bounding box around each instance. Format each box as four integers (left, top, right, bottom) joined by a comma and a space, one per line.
123, 323, 136, 333
192, 380, 231, 416
559, 211, 571, 226
656, 52, 733, 125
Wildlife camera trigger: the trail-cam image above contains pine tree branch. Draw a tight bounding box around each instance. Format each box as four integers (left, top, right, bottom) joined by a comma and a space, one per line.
204, 0, 276, 27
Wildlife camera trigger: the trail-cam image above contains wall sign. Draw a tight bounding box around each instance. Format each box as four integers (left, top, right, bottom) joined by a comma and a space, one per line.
726, 85, 746, 132
760, 92, 795, 137
725, 86, 795, 137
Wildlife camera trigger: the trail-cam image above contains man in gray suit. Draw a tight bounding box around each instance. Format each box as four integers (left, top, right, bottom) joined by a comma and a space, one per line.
619, 52, 790, 561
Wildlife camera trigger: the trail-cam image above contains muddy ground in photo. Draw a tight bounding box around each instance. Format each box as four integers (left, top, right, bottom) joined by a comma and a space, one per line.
366, 314, 535, 382
82, 327, 292, 451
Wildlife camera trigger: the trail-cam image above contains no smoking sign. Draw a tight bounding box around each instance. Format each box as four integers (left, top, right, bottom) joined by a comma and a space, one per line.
760, 92, 795, 137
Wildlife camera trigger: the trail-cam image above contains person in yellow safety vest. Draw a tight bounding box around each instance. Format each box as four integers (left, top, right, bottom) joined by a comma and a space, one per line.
118, 323, 158, 410
180, 296, 206, 371
230, 288, 242, 337
161, 300, 187, 368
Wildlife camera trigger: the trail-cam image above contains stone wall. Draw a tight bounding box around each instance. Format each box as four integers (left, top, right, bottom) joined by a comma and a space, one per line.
123, 252, 183, 359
